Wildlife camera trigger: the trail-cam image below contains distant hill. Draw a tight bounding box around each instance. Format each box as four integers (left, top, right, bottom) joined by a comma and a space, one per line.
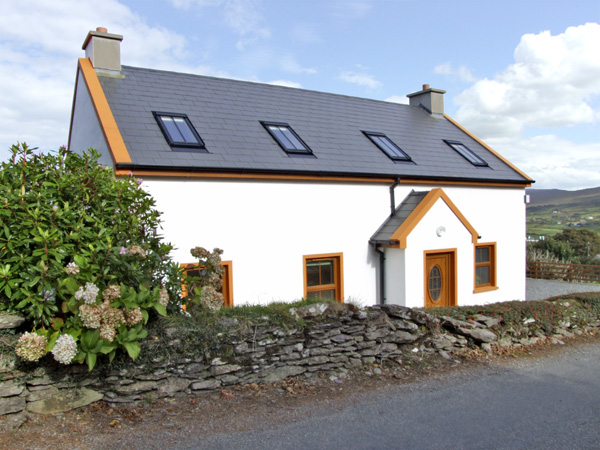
527, 187, 600, 208
526, 187, 600, 237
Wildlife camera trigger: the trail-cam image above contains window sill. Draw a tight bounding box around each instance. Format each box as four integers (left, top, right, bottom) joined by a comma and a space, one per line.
473, 285, 499, 294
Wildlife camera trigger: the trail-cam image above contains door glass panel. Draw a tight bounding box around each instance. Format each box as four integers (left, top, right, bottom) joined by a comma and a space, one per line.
429, 265, 442, 301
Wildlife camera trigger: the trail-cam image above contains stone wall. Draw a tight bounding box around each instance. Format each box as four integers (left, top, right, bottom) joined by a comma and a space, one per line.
1, 302, 599, 420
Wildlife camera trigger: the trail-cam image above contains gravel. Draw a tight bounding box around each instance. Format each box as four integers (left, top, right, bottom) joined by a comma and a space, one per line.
526, 277, 600, 300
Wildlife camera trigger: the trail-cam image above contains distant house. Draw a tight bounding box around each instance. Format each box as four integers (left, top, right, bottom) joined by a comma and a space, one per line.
68, 28, 533, 308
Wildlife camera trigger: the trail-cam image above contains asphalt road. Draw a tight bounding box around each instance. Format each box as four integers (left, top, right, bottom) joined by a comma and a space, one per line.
180, 342, 600, 450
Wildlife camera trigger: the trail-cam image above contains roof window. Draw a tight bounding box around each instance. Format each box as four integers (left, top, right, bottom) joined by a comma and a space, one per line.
153, 112, 206, 151
444, 140, 488, 167
261, 121, 314, 157
363, 131, 412, 162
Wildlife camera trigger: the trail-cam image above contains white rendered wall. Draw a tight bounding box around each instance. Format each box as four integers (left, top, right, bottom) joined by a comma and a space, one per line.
143, 178, 391, 305
384, 186, 526, 308
143, 179, 526, 307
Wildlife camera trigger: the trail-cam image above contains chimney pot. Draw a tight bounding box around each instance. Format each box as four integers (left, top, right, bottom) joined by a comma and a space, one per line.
82, 28, 123, 73
406, 84, 446, 117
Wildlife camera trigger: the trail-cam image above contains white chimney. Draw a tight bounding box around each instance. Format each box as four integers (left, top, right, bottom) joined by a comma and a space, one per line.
82, 27, 123, 73
407, 84, 446, 118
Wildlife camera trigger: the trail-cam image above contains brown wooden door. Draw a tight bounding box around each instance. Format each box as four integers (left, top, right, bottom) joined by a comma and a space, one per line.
425, 252, 456, 307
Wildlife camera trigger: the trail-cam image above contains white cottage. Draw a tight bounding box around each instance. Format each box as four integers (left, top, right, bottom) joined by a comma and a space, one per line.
68, 28, 533, 308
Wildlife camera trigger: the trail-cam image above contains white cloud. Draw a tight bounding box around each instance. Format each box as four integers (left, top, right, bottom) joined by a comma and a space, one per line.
455, 23, 600, 140
490, 134, 600, 190
0, 0, 223, 160
330, 0, 372, 21
268, 80, 302, 89
224, 0, 271, 50
339, 71, 382, 89
168, 0, 270, 51
291, 23, 321, 44
384, 95, 409, 105
279, 56, 317, 75
434, 62, 477, 83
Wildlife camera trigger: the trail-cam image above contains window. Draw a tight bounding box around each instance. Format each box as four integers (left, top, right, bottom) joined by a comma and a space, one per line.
261, 121, 314, 156
444, 140, 488, 167
363, 131, 412, 162
181, 260, 234, 307
153, 112, 206, 151
303, 253, 344, 302
474, 243, 497, 292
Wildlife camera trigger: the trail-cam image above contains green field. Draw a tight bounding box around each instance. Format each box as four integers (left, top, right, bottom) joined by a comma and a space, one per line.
526, 187, 600, 239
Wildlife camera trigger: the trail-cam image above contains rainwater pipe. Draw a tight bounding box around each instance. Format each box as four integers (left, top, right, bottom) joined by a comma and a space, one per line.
372, 177, 402, 304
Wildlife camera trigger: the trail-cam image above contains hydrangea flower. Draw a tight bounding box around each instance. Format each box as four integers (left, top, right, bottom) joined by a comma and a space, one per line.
74, 282, 100, 305
79, 304, 102, 329
15, 332, 48, 362
158, 289, 169, 307
63, 262, 80, 275
200, 286, 224, 312
124, 307, 143, 327
102, 285, 121, 303
127, 245, 147, 258
51, 334, 77, 365
99, 324, 116, 342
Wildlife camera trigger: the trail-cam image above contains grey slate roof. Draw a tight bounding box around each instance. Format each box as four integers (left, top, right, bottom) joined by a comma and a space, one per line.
370, 191, 429, 243
98, 66, 529, 183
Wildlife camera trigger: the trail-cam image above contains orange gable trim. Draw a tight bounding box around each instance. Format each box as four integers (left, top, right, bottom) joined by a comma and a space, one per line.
389, 188, 479, 249
77, 58, 131, 164
444, 114, 533, 183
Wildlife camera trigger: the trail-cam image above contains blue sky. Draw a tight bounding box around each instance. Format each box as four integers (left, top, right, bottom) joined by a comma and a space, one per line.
0, 0, 599, 189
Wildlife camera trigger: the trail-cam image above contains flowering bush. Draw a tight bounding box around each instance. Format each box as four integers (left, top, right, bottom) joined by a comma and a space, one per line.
185, 247, 225, 312
0, 143, 184, 370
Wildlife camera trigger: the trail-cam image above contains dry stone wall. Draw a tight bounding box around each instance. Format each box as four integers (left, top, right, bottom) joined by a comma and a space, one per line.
1, 302, 599, 420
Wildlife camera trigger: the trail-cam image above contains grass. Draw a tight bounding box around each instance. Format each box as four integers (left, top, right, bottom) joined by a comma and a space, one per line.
122, 297, 336, 369
423, 294, 600, 337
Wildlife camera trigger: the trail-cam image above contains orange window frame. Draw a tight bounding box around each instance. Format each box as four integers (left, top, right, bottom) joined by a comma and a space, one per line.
181, 260, 234, 307
302, 253, 344, 303
474, 243, 498, 293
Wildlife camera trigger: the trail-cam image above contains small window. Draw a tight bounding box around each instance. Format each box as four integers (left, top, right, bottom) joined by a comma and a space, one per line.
181, 260, 234, 307
303, 253, 344, 302
363, 131, 412, 162
444, 140, 488, 167
261, 121, 314, 156
154, 112, 206, 151
474, 243, 497, 292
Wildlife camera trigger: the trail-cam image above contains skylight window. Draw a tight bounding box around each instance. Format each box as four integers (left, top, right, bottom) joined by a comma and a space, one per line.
363, 131, 412, 162
261, 121, 313, 156
153, 112, 206, 151
444, 140, 488, 167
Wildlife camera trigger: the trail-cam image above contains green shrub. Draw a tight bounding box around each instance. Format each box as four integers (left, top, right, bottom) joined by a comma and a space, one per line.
0, 143, 183, 370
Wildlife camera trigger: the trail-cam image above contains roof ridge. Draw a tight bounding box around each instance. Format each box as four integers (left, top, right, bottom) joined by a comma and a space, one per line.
120, 65, 412, 108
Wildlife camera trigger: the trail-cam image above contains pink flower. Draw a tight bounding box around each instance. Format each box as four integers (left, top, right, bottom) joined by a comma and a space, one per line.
137, 178, 143, 185
119, 247, 127, 255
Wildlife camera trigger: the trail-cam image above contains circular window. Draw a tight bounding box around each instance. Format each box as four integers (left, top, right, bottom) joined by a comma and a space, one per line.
429, 265, 442, 301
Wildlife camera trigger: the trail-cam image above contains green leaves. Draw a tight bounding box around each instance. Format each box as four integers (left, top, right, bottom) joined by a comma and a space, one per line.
1, 143, 184, 372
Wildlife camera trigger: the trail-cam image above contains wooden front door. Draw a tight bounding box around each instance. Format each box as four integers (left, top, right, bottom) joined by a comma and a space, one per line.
425, 252, 456, 307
